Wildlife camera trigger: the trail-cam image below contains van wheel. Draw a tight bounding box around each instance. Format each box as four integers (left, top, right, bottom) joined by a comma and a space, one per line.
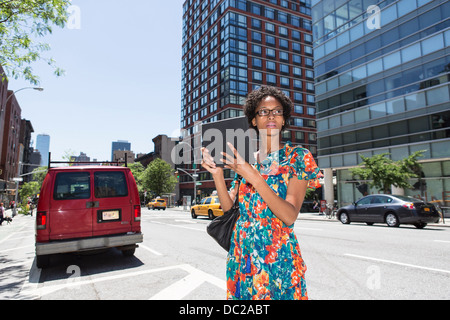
191, 209, 197, 219
121, 248, 135, 257
36, 255, 50, 269
208, 209, 215, 220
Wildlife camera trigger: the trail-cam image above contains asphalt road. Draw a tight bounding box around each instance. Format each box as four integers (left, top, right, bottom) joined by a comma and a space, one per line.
0, 208, 449, 300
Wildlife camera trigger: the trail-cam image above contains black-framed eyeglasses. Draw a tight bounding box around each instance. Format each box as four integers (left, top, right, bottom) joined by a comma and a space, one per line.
256, 109, 284, 117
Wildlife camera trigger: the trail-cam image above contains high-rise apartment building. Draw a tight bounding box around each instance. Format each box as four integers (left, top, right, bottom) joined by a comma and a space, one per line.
36, 134, 50, 166
180, 0, 316, 200
0, 91, 21, 182
312, 0, 450, 206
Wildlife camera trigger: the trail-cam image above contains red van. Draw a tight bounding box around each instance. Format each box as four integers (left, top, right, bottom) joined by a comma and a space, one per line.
35, 166, 143, 268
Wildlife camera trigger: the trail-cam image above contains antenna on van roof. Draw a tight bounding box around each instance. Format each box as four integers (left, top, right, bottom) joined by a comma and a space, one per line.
47, 152, 128, 168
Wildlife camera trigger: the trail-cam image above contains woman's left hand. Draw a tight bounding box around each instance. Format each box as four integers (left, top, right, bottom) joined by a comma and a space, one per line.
221, 142, 261, 186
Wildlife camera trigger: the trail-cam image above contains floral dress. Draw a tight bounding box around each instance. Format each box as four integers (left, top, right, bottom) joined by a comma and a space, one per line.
226, 142, 322, 300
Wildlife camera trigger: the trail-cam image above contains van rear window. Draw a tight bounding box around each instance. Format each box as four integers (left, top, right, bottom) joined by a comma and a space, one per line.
94, 171, 128, 198
54, 172, 91, 200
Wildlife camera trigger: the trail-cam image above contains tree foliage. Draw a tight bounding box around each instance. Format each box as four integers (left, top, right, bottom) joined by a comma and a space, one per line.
350, 151, 425, 194
141, 158, 177, 197
18, 166, 48, 200
0, 0, 71, 84
127, 162, 145, 194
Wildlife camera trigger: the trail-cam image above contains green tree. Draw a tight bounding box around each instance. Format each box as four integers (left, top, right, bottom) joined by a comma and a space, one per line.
0, 0, 71, 84
351, 151, 425, 194
141, 158, 177, 197
127, 162, 145, 194
18, 181, 40, 201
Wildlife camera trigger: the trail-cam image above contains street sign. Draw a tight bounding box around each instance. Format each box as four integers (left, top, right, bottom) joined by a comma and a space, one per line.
13, 177, 23, 182
196, 182, 202, 186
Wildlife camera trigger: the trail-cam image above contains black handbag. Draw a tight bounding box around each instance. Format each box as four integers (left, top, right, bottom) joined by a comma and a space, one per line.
206, 180, 241, 252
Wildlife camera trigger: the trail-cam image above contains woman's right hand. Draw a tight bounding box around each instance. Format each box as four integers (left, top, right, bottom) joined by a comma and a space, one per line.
201, 147, 223, 176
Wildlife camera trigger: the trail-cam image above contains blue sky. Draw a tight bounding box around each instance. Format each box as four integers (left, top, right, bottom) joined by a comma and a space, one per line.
11, 0, 185, 161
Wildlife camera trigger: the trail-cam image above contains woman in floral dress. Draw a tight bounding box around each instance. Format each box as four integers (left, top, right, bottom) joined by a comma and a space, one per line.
202, 86, 322, 300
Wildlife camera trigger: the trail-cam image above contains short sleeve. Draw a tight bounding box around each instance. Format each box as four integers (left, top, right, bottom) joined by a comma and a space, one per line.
288, 147, 323, 189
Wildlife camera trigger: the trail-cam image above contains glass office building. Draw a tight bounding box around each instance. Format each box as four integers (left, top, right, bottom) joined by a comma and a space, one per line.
111, 140, 131, 162
36, 134, 50, 166
312, 0, 450, 206
180, 0, 316, 198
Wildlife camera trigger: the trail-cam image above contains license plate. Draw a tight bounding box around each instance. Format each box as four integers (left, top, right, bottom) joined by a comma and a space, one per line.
103, 210, 120, 220
424, 207, 430, 212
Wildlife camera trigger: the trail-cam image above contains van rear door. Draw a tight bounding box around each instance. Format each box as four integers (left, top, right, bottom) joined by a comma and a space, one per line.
49, 171, 93, 240
92, 170, 133, 237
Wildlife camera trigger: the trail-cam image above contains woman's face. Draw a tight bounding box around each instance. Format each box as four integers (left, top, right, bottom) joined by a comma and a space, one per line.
251, 96, 285, 137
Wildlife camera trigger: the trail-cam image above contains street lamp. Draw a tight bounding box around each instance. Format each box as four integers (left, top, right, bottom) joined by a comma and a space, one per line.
2, 87, 44, 112
176, 168, 199, 207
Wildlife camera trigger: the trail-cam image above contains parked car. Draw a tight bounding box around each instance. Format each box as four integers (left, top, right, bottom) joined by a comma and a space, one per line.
147, 198, 166, 210
191, 196, 223, 219
337, 194, 440, 229
35, 166, 143, 268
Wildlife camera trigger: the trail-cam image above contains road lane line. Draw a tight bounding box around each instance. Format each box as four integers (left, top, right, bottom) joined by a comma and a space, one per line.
434, 240, 450, 244
345, 254, 450, 275
140, 244, 163, 256
21, 263, 225, 299
151, 220, 205, 232
149, 264, 226, 300
175, 219, 197, 224
2, 245, 34, 253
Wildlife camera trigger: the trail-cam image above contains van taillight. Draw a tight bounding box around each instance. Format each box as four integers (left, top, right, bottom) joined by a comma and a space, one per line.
134, 205, 141, 222
37, 211, 47, 230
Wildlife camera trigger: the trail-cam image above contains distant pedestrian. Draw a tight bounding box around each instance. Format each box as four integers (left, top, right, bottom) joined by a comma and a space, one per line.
0, 202, 5, 226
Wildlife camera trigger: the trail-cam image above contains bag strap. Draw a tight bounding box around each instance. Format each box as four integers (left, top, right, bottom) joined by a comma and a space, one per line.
232, 175, 242, 209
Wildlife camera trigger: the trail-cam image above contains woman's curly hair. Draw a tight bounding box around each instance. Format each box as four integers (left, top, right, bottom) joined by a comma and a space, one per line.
243, 86, 292, 132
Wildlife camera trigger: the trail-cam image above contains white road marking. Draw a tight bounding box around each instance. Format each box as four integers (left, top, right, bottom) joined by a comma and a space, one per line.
175, 219, 197, 224
149, 264, 226, 300
345, 254, 450, 275
295, 226, 323, 231
151, 221, 206, 232
20, 264, 225, 299
140, 244, 163, 256
2, 245, 34, 253
434, 240, 450, 244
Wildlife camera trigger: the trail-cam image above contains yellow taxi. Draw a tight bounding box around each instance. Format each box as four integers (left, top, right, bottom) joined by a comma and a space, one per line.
191, 196, 223, 219
147, 198, 167, 210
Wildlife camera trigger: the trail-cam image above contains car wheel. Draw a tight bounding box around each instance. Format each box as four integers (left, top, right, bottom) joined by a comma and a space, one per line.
413, 222, 427, 229
191, 209, 197, 219
339, 212, 350, 224
386, 213, 400, 227
208, 209, 215, 220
